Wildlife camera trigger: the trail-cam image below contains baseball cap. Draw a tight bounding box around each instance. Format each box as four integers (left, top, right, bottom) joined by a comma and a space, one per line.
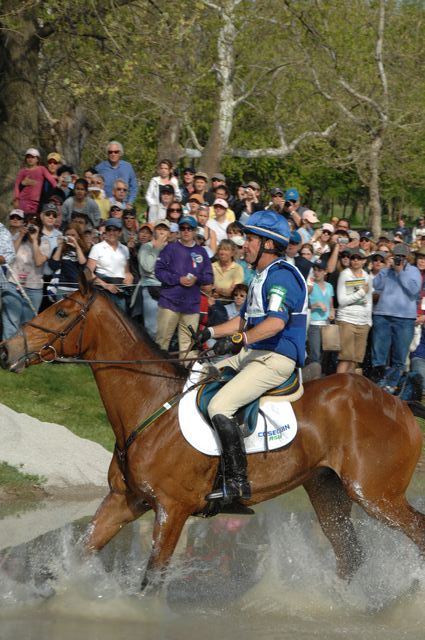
47, 152, 62, 163
25, 147, 40, 158
321, 223, 334, 233
183, 167, 195, 174
290, 230, 302, 244
140, 222, 154, 232
169, 222, 179, 233
194, 171, 209, 181
188, 194, 204, 204
284, 188, 300, 201
246, 181, 261, 190
211, 173, 226, 182
348, 230, 360, 242
348, 248, 366, 258
392, 243, 410, 257
9, 209, 24, 219
313, 259, 328, 270
302, 209, 319, 224
41, 202, 58, 215
213, 198, 228, 209
178, 216, 197, 229
159, 184, 175, 195
154, 219, 170, 229
104, 218, 122, 230
271, 187, 284, 197
360, 230, 373, 240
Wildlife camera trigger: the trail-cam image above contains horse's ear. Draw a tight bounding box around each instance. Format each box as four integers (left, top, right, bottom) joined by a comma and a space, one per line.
79, 266, 94, 296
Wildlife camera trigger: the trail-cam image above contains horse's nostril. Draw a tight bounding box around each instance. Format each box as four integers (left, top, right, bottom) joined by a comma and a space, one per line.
0, 344, 9, 369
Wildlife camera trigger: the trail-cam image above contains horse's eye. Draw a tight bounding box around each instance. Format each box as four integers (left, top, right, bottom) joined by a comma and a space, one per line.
56, 309, 68, 319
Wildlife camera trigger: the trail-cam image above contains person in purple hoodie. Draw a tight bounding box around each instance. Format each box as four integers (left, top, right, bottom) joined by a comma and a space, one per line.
155, 216, 213, 358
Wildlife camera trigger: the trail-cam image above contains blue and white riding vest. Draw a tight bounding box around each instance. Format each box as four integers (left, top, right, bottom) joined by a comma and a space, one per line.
240, 258, 308, 366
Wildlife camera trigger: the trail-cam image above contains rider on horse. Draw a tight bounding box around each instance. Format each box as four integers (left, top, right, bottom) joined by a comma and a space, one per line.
197, 211, 308, 502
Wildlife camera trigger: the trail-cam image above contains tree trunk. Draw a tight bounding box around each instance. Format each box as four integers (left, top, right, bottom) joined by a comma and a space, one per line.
368, 135, 383, 239
0, 8, 40, 218
157, 113, 184, 166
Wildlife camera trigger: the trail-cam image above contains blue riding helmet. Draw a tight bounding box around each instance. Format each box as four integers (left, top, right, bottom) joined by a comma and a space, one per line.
243, 211, 290, 248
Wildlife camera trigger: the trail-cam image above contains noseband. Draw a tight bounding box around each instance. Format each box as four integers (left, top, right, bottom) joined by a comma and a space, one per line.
19, 291, 98, 367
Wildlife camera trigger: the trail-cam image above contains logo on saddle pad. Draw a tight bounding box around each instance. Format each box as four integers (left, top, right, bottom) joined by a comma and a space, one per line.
178, 365, 298, 456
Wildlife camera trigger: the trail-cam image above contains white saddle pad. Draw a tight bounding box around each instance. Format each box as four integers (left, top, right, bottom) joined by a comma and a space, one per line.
178, 364, 298, 456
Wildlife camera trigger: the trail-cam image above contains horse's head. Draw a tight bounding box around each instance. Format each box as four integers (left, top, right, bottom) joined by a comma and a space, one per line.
0, 268, 97, 373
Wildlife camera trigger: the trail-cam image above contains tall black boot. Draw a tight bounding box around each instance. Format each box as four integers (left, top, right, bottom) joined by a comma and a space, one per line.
206, 414, 251, 502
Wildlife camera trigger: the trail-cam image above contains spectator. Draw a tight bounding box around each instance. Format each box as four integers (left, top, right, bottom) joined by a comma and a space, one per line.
155, 215, 213, 358
187, 194, 205, 218
411, 216, 425, 244
137, 220, 170, 339
40, 151, 62, 207
109, 204, 124, 219
312, 223, 334, 259
226, 224, 253, 285
47, 224, 89, 299
121, 209, 139, 246
308, 259, 335, 366
109, 179, 130, 212
165, 201, 184, 225
14, 148, 57, 215
180, 167, 195, 204
336, 248, 372, 374
56, 165, 76, 199
285, 230, 314, 282
2, 217, 49, 338
88, 174, 111, 220
87, 218, 134, 312
359, 231, 375, 257
148, 184, 175, 223
281, 188, 302, 228
224, 283, 248, 320
211, 239, 245, 303
39, 202, 63, 311
209, 184, 235, 222
370, 243, 421, 388
393, 214, 411, 244
7, 209, 26, 241
234, 181, 262, 224
95, 141, 138, 205
298, 210, 320, 244
62, 178, 101, 228
192, 171, 209, 203
267, 187, 285, 213
145, 159, 182, 216
196, 205, 217, 256
0, 220, 16, 338
207, 198, 231, 244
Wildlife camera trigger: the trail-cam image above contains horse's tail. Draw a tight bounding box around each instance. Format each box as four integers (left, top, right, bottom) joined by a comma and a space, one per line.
407, 400, 425, 420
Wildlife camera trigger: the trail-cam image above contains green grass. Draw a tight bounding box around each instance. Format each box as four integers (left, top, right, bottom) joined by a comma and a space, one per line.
0, 364, 114, 451
0, 461, 45, 487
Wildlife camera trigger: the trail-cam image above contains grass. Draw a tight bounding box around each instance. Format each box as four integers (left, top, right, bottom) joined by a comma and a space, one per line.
0, 461, 45, 487
0, 363, 114, 451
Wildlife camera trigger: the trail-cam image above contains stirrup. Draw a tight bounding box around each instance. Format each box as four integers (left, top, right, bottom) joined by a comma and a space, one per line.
206, 479, 251, 503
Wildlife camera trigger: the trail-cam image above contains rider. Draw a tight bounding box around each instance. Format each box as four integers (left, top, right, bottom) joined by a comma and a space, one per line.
197, 211, 308, 502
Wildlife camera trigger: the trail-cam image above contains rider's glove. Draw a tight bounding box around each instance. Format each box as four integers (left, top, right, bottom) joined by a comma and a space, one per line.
213, 333, 246, 356
194, 327, 213, 349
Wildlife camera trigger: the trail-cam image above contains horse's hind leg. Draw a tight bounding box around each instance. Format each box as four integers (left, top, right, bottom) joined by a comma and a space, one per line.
303, 468, 364, 580
84, 490, 151, 552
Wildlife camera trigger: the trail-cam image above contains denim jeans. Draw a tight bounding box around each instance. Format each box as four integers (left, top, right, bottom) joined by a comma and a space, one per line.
411, 357, 425, 392
1, 284, 43, 339
142, 287, 159, 339
371, 314, 415, 371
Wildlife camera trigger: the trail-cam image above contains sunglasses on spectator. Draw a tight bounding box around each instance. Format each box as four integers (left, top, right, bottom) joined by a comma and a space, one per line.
289, 240, 300, 246
9, 215, 23, 220
350, 255, 364, 260
108, 150, 120, 155
48, 159, 59, 165
43, 212, 58, 217
105, 227, 120, 232
116, 187, 128, 191
169, 207, 182, 212
180, 225, 194, 231
372, 257, 385, 263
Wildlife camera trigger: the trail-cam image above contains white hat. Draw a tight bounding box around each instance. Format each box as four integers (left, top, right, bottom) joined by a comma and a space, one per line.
9, 209, 24, 219
213, 198, 228, 209
25, 148, 40, 158
302, 209, 319, 224
321, 222, 334, 233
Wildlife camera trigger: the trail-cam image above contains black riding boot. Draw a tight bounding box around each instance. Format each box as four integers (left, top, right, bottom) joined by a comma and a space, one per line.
206, 414, 251, 502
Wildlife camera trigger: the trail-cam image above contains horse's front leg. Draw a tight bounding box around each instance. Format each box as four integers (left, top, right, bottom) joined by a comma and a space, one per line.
84, 490, 151, 552
141, 501, 192, 592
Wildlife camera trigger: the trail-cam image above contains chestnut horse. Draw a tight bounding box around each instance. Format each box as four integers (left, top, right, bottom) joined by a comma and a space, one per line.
1, 279, 425, 591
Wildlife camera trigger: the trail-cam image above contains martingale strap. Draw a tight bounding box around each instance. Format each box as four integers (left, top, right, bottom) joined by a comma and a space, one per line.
115, 395, 180, 469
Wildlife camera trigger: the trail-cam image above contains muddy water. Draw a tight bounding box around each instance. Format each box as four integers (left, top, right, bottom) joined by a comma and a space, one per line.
1, 490, 425, 640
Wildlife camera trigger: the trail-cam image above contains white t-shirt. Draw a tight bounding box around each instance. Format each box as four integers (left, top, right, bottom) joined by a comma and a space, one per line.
88, 240, 129, 278
207, 218, 229, 244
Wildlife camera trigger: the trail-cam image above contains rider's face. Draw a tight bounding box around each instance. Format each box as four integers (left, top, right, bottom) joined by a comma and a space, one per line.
243, 234, 262, 264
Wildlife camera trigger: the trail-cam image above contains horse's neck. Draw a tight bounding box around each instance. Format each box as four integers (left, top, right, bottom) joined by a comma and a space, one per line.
86, 314, 184, 443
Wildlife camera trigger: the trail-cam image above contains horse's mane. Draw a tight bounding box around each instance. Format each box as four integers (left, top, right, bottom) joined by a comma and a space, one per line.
95, 288, 189, 378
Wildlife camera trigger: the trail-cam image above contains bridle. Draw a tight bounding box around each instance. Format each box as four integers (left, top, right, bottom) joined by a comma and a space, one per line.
17, 290, 98, 368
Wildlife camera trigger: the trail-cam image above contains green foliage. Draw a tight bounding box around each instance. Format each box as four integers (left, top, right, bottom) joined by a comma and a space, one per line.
0, 462, 45, 488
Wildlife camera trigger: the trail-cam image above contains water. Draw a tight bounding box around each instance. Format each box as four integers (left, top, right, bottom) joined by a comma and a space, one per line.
1, 493, 425, 640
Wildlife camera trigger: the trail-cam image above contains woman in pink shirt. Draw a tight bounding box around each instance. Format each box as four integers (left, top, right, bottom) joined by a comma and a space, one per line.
14, 148, 57, 214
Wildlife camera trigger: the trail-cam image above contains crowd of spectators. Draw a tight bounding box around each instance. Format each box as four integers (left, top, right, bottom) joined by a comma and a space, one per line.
1, 143, 425, 397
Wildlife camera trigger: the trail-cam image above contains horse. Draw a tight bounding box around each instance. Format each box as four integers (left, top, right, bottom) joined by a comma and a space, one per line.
1, 275, 425, 591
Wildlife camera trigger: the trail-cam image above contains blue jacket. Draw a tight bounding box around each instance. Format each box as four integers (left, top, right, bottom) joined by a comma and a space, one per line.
95, 159, 138, 203
241, 258, 308, 366
373, 264, 421, 319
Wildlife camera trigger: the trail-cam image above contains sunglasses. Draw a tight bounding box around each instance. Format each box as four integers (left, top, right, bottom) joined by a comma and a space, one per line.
48, 159, 59, 165
115, 187, 128, 191
108, 150, 120, 155
180, 225, 194, 231
289, 240, 300, 246
169, 207, 182, 212
372, 258, 385, 263
350, 256, 364, 260
43, 212, 58, 217
105, 227, 120, 232
9, 215, 23, 220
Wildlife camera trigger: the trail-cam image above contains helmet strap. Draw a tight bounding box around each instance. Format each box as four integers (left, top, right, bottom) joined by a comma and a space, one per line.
251, 237, 277, 270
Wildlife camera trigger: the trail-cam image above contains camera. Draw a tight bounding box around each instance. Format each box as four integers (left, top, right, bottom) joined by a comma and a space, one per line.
393, 256, 404, 266
284, 201, 292, 208
337, 237, 349, 245
27, 224, 37, 233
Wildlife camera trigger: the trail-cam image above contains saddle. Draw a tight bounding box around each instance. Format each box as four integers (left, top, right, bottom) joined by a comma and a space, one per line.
196, 367, 302, 436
